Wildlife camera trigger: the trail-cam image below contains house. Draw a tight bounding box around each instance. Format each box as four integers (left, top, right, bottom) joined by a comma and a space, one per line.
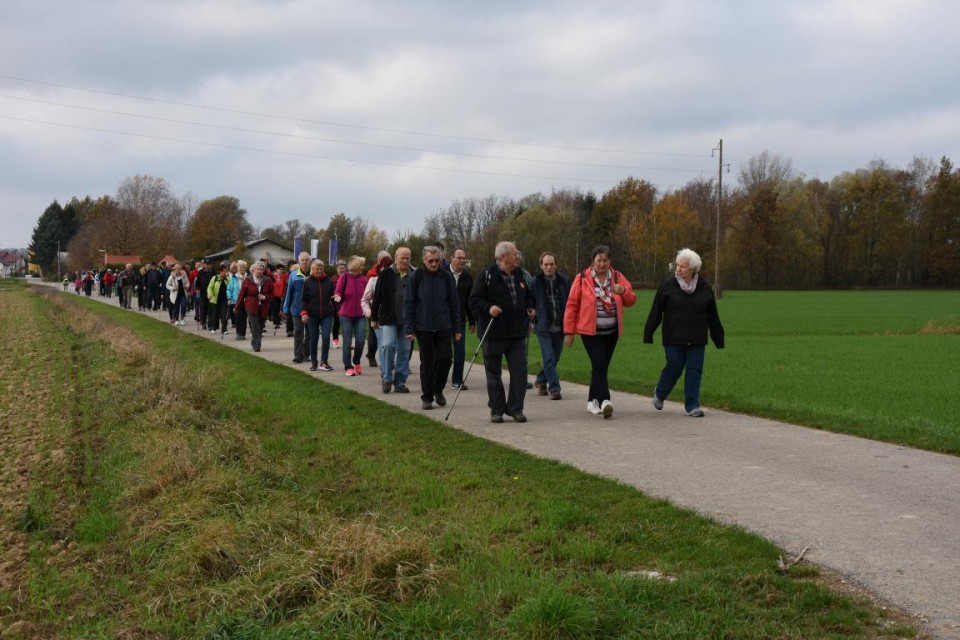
0, 251, 25, 278
105, 254, 142, 267
204, 238, 295, 268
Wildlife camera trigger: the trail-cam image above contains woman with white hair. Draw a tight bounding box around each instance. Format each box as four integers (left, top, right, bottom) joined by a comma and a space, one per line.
643, 248, 725, 417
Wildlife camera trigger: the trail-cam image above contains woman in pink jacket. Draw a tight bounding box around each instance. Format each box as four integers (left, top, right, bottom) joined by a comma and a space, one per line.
563, 245, 637, 419
333, 256, 369, 376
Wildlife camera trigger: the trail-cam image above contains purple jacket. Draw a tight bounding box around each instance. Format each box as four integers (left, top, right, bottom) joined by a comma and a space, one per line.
335, 272, 368, 318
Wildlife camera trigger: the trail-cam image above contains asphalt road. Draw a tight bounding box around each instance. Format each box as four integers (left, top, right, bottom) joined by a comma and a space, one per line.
53, 286, 960, 638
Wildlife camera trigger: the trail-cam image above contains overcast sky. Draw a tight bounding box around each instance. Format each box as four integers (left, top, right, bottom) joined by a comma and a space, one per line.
2, 0, 959, 249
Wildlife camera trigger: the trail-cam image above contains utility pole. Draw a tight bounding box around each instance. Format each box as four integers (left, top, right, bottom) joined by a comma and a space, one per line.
57, 241, 61, 280
712, 139, 730, 299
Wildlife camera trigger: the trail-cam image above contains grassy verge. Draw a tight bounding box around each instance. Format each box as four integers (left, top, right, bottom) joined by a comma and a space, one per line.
0, 281, 918, 638
519, 290, 960, 455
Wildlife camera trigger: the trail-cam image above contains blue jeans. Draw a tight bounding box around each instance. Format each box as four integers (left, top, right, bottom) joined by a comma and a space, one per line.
380, 324, 413, 386
339, 316, 366, 370
451, 319, 466, 386
655, 343, 706, 412
307, 315, 332, 364
535, 331, 565, 392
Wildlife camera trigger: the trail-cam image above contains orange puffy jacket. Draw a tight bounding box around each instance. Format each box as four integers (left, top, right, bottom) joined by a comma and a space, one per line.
563, 267, 637, 337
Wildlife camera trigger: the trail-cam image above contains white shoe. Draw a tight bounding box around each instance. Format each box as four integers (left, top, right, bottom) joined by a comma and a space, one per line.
587, 399, 601, 415
601, 399, 613, 419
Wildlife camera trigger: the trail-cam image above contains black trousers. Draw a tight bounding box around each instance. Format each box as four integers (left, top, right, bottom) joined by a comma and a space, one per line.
416, 329, 453, 402
235, 308, 247, 337
581, 332, 619, 403
483, 336, 527, 416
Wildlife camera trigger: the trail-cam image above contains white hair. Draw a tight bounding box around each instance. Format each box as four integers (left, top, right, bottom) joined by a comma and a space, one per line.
495, 241, 515, 260
676, 248, 702, 273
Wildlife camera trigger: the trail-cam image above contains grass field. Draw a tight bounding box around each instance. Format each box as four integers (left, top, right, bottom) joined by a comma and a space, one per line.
0, 280, 918, 638
520, 290, 960, 455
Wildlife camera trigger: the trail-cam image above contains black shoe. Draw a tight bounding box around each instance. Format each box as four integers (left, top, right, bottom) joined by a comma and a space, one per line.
309, 362, 318, 372
235, 335, 244, 341
435, 392, 447, 407
510, 411, 528, 423
535, 382, 547, 396
286, 332, 294, 337
382, 381, 392, 393
490, 413, 504, 424
422, 400, 433, 410
526, 382, 534, 390
293, 358, 304, 363
367, 357, 378, 368
452, 383, 468, 391
253, 348, 260, 352
550, 390, 562, 400
394, 385, 410, 394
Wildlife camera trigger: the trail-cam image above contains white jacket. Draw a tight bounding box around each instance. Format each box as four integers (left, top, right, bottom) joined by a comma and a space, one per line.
166, 273, 189, 304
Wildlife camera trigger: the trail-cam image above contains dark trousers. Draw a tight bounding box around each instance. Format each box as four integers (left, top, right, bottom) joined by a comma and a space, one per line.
213, 301, 230, 333
269, 298, 282, 326
581, 332, 619, 403
121, 286, 133, 309
451, 319, 466, 386
248, 315, 264, 351
197, 295, 209, 326
286, 313, 294, 335
367, 321, 379, 361
416, 329, 453, 402
483, 336, 527, 416
235, 308, 247, 338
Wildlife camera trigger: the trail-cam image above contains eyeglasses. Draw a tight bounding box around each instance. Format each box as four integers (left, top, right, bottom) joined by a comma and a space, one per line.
424, 259, 440, 264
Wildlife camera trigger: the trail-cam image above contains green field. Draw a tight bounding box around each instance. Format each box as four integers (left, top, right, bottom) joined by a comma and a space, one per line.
0, 281, 917, 638
522, 290, 960, 455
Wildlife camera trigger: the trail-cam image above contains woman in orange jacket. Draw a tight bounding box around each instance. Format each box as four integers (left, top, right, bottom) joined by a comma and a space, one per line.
563, 245, 637, 419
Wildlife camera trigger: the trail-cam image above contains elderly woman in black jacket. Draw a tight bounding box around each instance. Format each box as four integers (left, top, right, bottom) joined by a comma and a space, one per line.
300, 259, 336, 372
644, 248, 725, 418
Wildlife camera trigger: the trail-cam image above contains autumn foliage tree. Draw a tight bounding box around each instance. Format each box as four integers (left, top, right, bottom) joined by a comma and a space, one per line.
184, 196, 254, 258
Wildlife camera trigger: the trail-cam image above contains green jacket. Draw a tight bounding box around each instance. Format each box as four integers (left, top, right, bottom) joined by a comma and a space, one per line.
207, 275, 229, 302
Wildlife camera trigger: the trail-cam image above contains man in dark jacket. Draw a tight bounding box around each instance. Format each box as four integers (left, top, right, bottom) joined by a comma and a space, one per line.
469, 241, 536, 423
532, 252, 571, 400
371, 247, 414, 394
195, 260, 215, 329
449, 248, 476, 390
404, 246, 461, 410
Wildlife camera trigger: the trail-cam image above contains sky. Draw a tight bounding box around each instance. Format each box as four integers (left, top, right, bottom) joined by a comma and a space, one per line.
2, 0, 959, 249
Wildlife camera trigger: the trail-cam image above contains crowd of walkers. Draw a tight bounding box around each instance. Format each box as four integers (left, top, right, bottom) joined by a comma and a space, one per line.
73, 244, 724, 423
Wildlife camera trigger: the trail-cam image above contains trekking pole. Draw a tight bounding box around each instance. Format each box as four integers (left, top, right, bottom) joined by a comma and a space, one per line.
445, 316, 495, 421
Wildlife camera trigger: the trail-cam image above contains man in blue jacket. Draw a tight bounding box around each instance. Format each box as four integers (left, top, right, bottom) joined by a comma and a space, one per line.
283, 252, 312, 364
532, 252, 571, 400
404, 246, 461, 410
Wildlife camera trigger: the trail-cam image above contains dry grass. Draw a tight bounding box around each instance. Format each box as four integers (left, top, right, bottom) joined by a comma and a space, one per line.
918, 319, 960, 335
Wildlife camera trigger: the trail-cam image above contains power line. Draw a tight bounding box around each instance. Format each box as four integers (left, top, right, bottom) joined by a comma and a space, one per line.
0, 113, 633, 185
0, 93, 711, 174
0, 73, 712, 159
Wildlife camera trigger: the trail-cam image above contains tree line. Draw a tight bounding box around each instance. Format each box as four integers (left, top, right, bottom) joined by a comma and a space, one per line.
30, 153, 960, 288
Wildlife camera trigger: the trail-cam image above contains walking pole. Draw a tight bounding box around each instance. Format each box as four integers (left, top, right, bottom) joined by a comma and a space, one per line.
445, 316, 495, 421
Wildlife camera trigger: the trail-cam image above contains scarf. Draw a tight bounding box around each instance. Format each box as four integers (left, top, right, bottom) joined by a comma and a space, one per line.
677, 273, 699, 294
591, 268, 616, 314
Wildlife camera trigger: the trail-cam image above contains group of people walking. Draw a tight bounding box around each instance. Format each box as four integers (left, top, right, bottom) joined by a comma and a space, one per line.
92, 243, 725, 424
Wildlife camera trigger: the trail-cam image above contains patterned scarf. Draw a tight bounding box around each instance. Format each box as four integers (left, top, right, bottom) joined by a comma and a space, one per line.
677, 273, 699, 295
592, 268, 616, 314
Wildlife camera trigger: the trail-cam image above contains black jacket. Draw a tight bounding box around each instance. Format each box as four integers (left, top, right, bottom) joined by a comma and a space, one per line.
643, 277, 725, 348
450, 267, 476, 327
300, 274, 336, 319
404, 268, 460, 335
372, 265, 414, 326
469, 263, 535, 340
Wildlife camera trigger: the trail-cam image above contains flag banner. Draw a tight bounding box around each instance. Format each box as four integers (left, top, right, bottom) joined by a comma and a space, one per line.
329, 238, 338, 264
293, 238, 302, 258
310, 238, 319, 259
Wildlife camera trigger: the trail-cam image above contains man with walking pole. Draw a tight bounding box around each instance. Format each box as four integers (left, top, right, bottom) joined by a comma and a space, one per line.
469, 241, 536, 424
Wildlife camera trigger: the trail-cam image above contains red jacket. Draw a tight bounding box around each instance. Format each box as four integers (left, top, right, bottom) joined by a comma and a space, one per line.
563, 267, 637, 337
234, 275, 274, 319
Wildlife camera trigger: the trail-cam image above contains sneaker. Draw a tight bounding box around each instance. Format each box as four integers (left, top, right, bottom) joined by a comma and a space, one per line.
653, 394, 664, 411
333, 339, 340, 348
394, 385, 410, 393
309, 362, 318, 372
422, 400, 433, 410
601, 400, 613, 419
510, 411, 528, 423
235, 335, 244, 341
318, 362, 333, 372
382, 381, 392, 394
526, 381, 534, 389
587, 399, 602, 415
452, 383, 468, 391
210, 329, 217, 334
685, 408, 706, 418
367, 357, 378, 368
293, 358, 304, 363
435, 392, 447, 407
354, 364, 363, 375
286, 331, 294, 337
535, 382, 547, 396
345, 368, 356, 377
490, 413, 504, 424
549, 390, 562, 400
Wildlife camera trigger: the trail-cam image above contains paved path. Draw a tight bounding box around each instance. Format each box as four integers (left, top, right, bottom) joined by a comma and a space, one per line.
53, 287, 960, 638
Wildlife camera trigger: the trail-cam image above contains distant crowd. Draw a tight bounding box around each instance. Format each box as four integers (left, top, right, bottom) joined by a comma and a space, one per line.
66, 242, 724, 422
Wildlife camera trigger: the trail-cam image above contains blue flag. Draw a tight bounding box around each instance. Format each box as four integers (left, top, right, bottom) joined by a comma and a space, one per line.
293, 237, 302, 258
328, 238, 338, 264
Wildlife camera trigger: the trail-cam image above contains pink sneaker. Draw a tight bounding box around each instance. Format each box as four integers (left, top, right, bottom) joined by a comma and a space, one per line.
354, 364, 363, 375
345, 368, 356, 376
